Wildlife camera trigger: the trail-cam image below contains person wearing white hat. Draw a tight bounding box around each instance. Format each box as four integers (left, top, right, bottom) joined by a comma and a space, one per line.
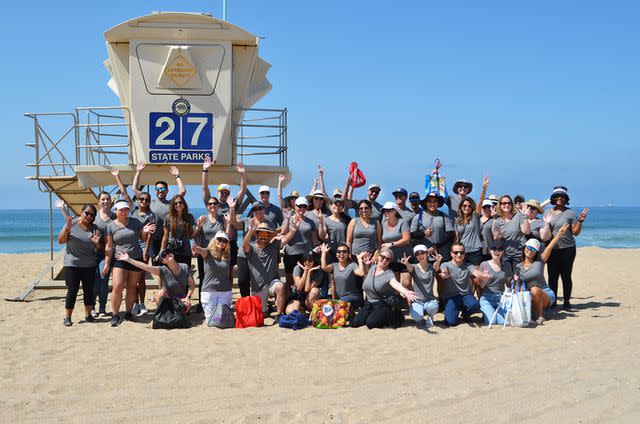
254, 184, 284, 231
201, 157, 248, 284
281, 197, 322, 287
104, 200, 157, 327
400, 245, 441, 328
479, 198, 496, 260
514, 223, 570, 324
380, 202, 412, 286
190, 231, 233, 324
542, 186, 589, 309
477, 240, 511, 325
305, 189, 330, 230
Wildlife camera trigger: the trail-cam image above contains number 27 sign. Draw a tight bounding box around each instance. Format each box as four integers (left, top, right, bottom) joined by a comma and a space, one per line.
148, 112, 214, 163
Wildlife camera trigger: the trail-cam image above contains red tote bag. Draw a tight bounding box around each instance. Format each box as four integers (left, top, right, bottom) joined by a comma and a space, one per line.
349, 162, 366, 188
235, 295, 264, 328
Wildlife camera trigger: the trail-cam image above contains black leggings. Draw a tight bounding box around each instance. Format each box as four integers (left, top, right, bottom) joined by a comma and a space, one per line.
65, 266, 96, 310
196, 256, 205, 305
351, 301, 403, 329
236, 256, 251, 298
547, 246, 576, 304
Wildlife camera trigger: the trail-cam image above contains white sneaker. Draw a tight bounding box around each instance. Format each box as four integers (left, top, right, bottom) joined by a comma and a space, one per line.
138, 303, 148, 315
131, 303, 140, 315
90, 309, 98, 318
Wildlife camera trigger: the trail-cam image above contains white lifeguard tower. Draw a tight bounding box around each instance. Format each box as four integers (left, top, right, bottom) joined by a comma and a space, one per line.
16, 12, 289, 300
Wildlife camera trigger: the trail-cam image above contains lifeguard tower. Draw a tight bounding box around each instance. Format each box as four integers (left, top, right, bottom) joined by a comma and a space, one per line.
16, 12, 289, 300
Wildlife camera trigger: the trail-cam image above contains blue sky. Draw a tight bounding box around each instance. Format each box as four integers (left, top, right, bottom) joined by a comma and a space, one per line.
1, 0, 638, 208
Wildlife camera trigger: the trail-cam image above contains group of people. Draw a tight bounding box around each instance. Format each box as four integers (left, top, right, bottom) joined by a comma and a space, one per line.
57, 161, 589, 329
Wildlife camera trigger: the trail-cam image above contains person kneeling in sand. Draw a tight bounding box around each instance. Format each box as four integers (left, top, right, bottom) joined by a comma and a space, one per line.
434, 242, 489, 326
242, 222, 297, 323
286, 250, 325, 314
115, 249, 195, 314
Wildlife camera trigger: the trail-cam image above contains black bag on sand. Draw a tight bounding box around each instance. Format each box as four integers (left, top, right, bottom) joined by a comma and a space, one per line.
153, 298, 189, 329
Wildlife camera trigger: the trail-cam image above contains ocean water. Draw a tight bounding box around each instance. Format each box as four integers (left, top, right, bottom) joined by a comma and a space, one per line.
0, 207, 638, 254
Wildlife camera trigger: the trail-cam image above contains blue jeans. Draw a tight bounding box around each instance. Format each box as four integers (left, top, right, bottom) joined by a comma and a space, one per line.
443, 294, 480, 326
409, 299, 439, 324
94, 256, 110, 312
480, 292, 505, 325
340, 294, 363, 310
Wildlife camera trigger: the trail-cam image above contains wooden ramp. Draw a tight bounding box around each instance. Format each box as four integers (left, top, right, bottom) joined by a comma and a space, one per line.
28, 175, 98, 215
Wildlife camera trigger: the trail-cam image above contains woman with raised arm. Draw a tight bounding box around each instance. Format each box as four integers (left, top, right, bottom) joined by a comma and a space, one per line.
160, 194, 195, 267
286, 251, 325, 314
191, 231, 232, 324
454, 197, 484, 266
323, 197, 350, 261
93, 191, 115, 317
380, 202, 412, 285
320, 243, 366, 309
477, 240, 512, 325
543, 186, 589, 309
103, 200, 156, 326
282, 197, 320, 287
400, 245, 441, 328
524, 199, 552, 246
479, 199, 496, 261
111, 169, 156, 316
514, 224, 570, 324
115, 249, 195, 314
351, 249, 418, 329
346, 199, 382, 257
58, 203, 101, 326
492, 194, 531, 270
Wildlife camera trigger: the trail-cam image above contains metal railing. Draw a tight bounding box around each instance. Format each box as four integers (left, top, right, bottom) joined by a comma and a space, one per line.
234, 107, 287, 167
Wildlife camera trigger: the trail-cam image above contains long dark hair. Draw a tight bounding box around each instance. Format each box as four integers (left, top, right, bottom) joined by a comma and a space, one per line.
456, 198, 477, 225
168, 195, 192, 237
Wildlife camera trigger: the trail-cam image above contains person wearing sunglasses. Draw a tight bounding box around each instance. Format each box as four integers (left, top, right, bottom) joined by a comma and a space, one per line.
411, 191, 454, 261
322, 197, 351, 261
57, 203, 101, 326
346, 199, 382, 257
492, 195, 531, 270
191, 231, 233, 324
160, 195, 196, 270
236, 201, 272, 298
281, 197, 322, 288
320, 243, 367, 310
447, 177, 489, 220
132, 160, 186, 265
400, 245, 441, 328
93, 191, 115, 317
287, 250, 326, 314
380, 202, 412, 286
479, 199, 496, 261
543, 186, 589, 309
111, 168, 156, 316
351, 249, 418, 329
514, 223, 570, 324
391, 187, 416, 222
103, 200, 156, 327
523, 199, 552, 248
114, 248, 195, 316
435, 242, 489, 326
477, 240, 512, 325
344, 183, 384, 221
243, 222, 297, 322
408, 192, 423, 215
454, 197, 484, 266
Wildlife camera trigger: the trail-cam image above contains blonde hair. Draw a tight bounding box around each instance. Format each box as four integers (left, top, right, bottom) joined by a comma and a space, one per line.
207, 237, 230, 260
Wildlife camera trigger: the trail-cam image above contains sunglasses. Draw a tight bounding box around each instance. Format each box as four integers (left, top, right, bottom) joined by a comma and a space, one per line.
174, 201, 185, 205
83, 211, 96, 218
160, 250, 172, 259
525, 245, 538, 253
379, 255, 392, 262
155, 187, 167, 192
482, 205, 492, 209
336, 250, 350, 254
139, 198, 151, 203
490, 247, 504, 252
257, 231, 272, 238
369, 190, 380, 194
219, 191, 230, 196
451, 251, 465, 256
216, 238, 229, 244
500, 201, 512, 205
409, 199, 420, 203
359, 207, 370, 211
207, 202, 219, 206
297, 205, 308, 209
461, 204, 472, 208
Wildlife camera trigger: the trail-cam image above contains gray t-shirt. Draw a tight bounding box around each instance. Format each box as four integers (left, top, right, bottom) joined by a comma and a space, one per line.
216, 206, 238, 241
479, 260, 511, 295
107, 218, 143, 258
480, 217, 494, 255
411, 263, 436, 302
351, 218, 378, 255
514, 260, 548, 290
544, 208, 578, 249
398, 208, 416, 223
331, 261, 360, 298
131, 209, 156, 249
446, 195, 463, 220
382, 219, 412, 260
284, 215, 317, 255
325, 216, 348, 251
248, 203, 284, 230
159, 263, 190, 298
150, 198, 170, 241
199, 216, 226, 247
440, 261, 476, 299
363, 266, 396, 302
411, 211, 454, 252
455, 214, 483, 252
246, 240, 281, 292
94, 210, 115, 257
201, 255, 231, 292
164, 214, 196, 257
493, 212, 527, 258
64, 223, 99, 268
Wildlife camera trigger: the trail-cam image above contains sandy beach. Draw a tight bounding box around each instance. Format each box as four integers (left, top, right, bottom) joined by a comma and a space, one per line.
1, 247, 639, 423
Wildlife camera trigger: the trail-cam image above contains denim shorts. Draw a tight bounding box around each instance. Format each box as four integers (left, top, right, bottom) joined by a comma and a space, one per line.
543, 286, 556, 306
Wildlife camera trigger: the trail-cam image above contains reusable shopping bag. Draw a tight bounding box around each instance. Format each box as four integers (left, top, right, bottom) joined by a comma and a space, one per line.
235, 295, 264, 328
349, 162, 366, 189
153, 298, 189, 329
207, 302, 235, 329
311, 298, 350, 329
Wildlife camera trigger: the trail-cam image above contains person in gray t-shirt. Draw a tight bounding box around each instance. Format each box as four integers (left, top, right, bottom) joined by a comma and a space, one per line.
434, 242, 487, 326
477, 241, 512, 325
454, 198, 484, 265
412, 193, 454, 260
401, 244, 441, 328
492, 195, 531, 268
320, 243, 366, 309
58, 204, 102, 326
